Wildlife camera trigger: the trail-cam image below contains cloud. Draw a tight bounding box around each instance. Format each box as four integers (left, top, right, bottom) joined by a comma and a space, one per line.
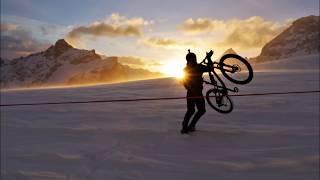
39, 24, 59, 36
139, 37, 195, 49
118, 56, 146, 66
107, 13, 153, 27
179, 18, 215, 35
218, 17, 289, 49
1, 23, 50, 59
67, 23, 141, 38
66, 13, 152, 46
117, 56, 161, 69
1, 23, 18, 31
179, 16, 289, 49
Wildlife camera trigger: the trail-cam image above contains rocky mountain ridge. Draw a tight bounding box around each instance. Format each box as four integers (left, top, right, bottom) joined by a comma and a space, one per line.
251, 15, 319, 63
0, 39, 162, 89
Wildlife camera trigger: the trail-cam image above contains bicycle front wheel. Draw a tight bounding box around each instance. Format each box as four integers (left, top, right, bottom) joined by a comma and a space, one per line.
219, 54, 253, 85
206, 89, 233, 114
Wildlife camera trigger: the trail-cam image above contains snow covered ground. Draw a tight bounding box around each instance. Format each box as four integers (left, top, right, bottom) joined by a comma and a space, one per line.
252, 54, 319, 72
1, 63, 319, 179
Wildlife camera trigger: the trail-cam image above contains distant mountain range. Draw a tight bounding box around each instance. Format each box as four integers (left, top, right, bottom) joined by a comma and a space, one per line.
251, 15, 319, 63
1, 16, 319, 89
0, 39, 162, 89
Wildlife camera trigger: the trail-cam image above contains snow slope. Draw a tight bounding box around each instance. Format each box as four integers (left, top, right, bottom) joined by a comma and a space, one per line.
1, 67, 319, 179
253, 54, 319, 72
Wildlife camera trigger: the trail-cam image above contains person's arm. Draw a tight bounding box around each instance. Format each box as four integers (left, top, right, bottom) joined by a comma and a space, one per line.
201, 50, 214, 72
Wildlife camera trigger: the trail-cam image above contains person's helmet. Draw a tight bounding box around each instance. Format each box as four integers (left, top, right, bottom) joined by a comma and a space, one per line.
186, 49, 196, 61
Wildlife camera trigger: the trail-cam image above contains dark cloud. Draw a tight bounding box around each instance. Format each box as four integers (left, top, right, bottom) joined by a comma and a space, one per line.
1, 23, 50, 59
65, 13, 151, 47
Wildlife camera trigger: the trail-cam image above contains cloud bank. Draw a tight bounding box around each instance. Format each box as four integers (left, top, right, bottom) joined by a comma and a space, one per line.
180, 16, 289, 49
66, 13, 152, 46
1, 23, 50, 59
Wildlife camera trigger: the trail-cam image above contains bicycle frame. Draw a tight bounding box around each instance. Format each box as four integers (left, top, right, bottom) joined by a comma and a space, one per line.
202, 62, 239, 94
198, 50, 253, 113
213, 62, 239, 73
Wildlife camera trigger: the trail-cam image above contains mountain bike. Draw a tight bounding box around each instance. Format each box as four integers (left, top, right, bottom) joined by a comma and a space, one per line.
201, 50, 253, 113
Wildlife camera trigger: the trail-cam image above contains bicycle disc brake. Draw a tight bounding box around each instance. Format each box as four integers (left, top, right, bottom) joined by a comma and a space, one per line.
232, 64, 241, 73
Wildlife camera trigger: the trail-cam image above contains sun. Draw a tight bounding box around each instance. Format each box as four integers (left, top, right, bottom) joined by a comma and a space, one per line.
161, 60, 185, 79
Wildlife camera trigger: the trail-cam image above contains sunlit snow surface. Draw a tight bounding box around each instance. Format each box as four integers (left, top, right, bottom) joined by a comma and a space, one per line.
1, 59, 319, 179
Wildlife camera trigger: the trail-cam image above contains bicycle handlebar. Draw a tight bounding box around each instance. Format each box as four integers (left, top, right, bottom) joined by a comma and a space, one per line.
200, 50, 214, 64
206, 50, 214, 60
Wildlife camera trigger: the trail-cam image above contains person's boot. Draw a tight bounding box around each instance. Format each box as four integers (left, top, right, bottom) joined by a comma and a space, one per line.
180, 128, 188, 134
187, 126, 196, 132
181, 121, 189, 134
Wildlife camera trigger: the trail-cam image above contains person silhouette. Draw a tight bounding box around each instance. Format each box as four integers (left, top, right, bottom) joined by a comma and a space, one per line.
181, 49, 213, 134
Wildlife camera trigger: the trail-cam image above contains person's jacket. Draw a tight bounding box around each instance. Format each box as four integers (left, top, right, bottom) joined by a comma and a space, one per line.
183, 64, 210, 94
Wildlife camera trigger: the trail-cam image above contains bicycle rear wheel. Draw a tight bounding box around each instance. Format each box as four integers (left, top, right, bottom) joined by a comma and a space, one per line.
206, 89, 233, 114
219, 54, 253, 85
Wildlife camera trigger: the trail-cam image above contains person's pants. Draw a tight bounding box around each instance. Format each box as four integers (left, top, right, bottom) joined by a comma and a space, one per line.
182, 94, 206, 130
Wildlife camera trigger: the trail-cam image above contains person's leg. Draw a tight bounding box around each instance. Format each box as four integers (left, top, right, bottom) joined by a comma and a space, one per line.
182, 98, 195, 133
188, 97, 206, 130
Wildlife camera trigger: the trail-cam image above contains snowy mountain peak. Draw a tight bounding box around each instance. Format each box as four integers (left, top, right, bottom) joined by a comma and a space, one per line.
222, 48, 238, 55
217, 48, 240, 61
44, 39, 74, 58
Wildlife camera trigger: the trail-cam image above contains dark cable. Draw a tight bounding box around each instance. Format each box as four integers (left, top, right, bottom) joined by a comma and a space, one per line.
1, 90, 319, 107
